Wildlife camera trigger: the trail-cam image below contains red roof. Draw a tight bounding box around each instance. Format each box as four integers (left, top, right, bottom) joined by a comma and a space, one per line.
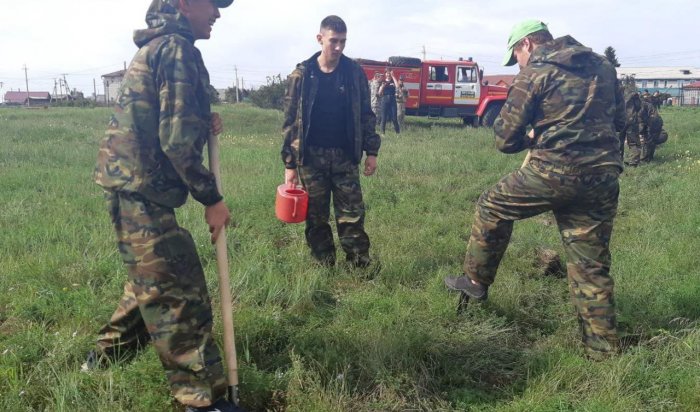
686, 81, 700, 89
4, 91, 51, 104
483, 74, 516, 87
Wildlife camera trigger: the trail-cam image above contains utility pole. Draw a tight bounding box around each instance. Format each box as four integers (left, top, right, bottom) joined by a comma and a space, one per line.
0, 81, 4, 104
422, 45, 426, 61
234, 66, 240, 103
23, 64, 30, 107
93, 78, 97, 101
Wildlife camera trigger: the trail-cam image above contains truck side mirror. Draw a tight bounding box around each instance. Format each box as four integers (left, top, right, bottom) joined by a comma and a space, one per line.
483, 80, 489, 86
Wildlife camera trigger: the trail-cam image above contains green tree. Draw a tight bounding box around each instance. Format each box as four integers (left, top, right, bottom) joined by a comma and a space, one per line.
207, 85, 221, 104
604, 46, 621, 67
248, 74, 288, 110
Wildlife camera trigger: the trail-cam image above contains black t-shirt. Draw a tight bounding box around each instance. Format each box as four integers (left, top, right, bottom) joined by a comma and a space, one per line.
383, 82, 396, 98
382, 81, 397, 104
307, 61, 349, 149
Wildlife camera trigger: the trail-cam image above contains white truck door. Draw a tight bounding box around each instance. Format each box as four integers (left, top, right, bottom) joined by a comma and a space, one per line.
454, 65, 480, 105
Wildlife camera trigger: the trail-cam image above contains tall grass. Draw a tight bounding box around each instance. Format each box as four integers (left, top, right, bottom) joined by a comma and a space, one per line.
1, 105, 698, 411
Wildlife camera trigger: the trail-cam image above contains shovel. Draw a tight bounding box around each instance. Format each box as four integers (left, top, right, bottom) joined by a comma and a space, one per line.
207, 130, 245, 410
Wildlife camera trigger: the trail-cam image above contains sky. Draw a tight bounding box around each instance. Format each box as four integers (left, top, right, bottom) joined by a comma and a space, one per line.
1, 0, 699, 98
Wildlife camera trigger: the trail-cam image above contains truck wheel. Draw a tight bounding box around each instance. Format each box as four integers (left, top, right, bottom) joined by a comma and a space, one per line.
462, 116, 478, 127
388, 56, 422, 67
480, 102, 504, 127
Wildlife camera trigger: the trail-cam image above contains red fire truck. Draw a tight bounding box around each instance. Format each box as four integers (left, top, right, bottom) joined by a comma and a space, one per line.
357, 56, 508, 126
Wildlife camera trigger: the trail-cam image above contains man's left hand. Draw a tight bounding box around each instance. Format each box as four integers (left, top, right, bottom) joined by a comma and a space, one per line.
364, 155, 377, 176
210, 112, 223, 136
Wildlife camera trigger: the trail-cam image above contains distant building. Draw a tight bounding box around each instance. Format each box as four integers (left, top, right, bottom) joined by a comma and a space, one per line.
617, 67, 700, 104
3, 91, 51, 106
483, 74, 516, 88
682, 81, 700, 106
102, 69, 126, 103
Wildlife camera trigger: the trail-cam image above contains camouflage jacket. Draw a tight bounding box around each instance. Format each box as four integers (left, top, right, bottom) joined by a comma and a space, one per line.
622, 92, 641, 140
281, 52, 381, 169
94, 0, 221, 208
494, 36, 626, 172
639, 100, 662, 137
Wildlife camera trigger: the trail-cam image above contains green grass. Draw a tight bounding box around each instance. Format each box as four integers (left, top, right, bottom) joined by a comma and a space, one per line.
1, 104, 699, 411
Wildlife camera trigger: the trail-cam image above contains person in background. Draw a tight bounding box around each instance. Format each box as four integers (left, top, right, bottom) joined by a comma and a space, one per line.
370, 72, 383, 125
378, 70, 400, 134
396, 78, 408, 130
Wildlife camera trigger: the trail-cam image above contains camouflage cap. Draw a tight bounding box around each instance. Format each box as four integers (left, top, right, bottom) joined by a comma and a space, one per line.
502, 19, 549, 66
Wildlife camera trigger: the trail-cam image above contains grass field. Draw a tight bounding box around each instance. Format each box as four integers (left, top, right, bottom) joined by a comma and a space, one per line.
1, 104, 699, 411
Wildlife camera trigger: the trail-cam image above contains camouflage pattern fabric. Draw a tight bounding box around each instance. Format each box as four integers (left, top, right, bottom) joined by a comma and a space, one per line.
92, 2, 226, 408
494, 36, 626, 171
282, 52, 380, 169
467, 35, 623, 358
623, 93, 642, 166
396, 86, 407, 128
370, 78, 383, 125
94, 0, 221, 209
298, 146, 370, 263
463, 161, 620, 358
97, 191, 226, 407
640, 100, 663, 162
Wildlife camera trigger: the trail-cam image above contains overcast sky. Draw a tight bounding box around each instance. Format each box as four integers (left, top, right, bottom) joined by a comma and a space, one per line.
1, 0, 699, 97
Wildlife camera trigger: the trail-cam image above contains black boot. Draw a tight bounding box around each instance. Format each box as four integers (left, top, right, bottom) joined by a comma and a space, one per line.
444, 275, 488, 300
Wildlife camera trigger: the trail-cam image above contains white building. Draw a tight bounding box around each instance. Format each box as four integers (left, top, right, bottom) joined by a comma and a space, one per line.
101, 69, 126, 103
617, 67, 700, 103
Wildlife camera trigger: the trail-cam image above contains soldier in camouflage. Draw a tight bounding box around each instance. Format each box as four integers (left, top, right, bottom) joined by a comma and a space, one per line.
282, 15, 381, 268
370, 72, 383, 125
623, 91, 643, 166
444, 20, 626, 360
90, 1, 239, 411
640, 98, 663, 162
396, 79, 408, 130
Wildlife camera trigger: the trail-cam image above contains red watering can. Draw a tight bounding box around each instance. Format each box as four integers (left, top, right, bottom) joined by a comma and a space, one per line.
275, 183, 308, 223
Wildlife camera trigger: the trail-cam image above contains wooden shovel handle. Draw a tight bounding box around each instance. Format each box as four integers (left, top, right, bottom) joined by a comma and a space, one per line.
207, 132, 239, 388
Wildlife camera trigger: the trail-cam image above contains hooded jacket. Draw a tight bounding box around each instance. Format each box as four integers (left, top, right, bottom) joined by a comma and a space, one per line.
94, 0, 221, 208
494, 36, 626, 172
281, 52, 381, 169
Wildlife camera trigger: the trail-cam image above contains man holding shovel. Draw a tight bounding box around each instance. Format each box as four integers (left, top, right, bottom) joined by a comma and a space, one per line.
445, 20, 626, 360
91, 1, 242, 411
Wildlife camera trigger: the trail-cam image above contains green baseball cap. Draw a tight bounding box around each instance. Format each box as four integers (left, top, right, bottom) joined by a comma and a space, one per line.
502, 19, 549, 66
214, 0, 234, 7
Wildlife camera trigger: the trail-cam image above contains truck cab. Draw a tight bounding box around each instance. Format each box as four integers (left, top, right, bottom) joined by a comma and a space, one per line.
358, 56, 508, 126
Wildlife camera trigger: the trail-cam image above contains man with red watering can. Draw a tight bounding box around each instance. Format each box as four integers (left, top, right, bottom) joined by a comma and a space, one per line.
282, 15, 381, 268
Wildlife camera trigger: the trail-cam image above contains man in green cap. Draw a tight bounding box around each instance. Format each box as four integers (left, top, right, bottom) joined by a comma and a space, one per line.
90, 1, 242, 411
445, 20, 626, 360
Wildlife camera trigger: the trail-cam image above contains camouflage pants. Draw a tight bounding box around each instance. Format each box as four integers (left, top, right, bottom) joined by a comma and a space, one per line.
299, 146, 370, 263
397, 102, 406, 129
641, 118, 663, 161
625, 129, 642, 166
96, 191, 226, 407
372, 101, 383, 126
462, 160, 620, 357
